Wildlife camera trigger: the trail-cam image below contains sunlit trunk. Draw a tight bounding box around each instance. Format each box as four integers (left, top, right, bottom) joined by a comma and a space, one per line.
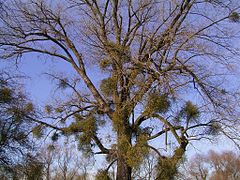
116, 115, 132, 180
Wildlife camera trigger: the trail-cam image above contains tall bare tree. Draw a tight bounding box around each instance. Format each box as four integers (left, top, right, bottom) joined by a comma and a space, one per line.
1, 0, 240, 179
39, 145, 56, 180
39, 142, 92, 180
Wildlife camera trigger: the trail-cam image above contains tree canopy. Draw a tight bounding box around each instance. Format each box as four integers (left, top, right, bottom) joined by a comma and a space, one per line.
1, 0, 240, 179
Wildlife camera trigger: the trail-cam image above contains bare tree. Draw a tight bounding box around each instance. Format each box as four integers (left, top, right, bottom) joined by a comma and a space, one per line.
180, 150, 240, 180
178, 153, 209, 180
208, 151, 240, 180
38, 142, 94, 180
39, 144, 56, 180
40, 142, 93, 180
1, 0, 240, 179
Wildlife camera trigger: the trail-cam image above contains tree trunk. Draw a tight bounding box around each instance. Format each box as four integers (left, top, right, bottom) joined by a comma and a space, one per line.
116, 157, 132, 180
46, 164, 50, 180
115, 113, 132, 180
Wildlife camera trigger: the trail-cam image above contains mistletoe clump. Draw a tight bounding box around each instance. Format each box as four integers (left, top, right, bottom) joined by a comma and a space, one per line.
146, 93, 170, 114
95, 170, 111, 180
0, 87, 12, 103
100, 77, 117, 97
229, 12, 240, 22
183, 101, 200, 120
126, 135, 149, 168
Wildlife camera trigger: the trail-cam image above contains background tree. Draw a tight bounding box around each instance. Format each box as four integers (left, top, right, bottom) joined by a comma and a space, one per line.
13, 153, 44, 180
38, 142, 94, 180
1, 0, 240, 179
208, 151, 240, 180
179, 150, 240, 180
54, 143, 82, 180
39, 144, 56, 180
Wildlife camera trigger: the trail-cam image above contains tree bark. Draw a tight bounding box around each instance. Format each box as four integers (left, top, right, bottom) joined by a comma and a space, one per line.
116, 113, 132, 180
116, 157, 132, 180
